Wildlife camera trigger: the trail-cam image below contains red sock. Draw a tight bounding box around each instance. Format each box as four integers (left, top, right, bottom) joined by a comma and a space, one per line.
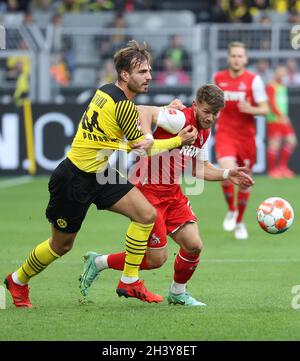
107, 252, 149, 270
236, 190, 250, 223
267, 148, 277, 172
221, 182, 235, 211
173, 248, 200, 284
279, 145, 294, 169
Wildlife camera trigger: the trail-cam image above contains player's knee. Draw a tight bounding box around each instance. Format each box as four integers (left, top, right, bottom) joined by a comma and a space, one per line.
139, 206, 157, 224
147, 252, 167, 269
184, 240, 203, 255
50, 237, 75, 255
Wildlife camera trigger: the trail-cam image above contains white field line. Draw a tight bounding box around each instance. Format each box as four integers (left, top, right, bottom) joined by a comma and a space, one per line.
0, 176, 33, 189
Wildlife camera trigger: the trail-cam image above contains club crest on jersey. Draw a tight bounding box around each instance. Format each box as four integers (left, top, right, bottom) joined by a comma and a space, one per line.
180, 145, 200, 158
57, 218, 67, 229
149, 233, 160, 246
238, 82, 247, 90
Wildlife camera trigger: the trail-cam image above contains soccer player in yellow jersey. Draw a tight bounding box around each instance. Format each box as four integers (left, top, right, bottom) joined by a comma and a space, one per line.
4, 40, 197, 307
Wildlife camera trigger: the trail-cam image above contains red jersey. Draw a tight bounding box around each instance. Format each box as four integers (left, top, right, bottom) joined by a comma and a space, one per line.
214, 69, 267, 138
134, 107, 210, 194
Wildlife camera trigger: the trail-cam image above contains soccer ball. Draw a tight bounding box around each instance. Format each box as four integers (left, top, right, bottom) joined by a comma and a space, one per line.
257, 197, 294, 234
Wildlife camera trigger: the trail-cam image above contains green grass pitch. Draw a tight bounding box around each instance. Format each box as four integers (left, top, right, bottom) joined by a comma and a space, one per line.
0, 175, 299, 341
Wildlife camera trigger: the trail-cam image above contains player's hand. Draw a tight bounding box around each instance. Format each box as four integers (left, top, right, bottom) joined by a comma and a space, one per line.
228, 167, 255, 187
178, 125, 198, 145
131, 137, 154, 155
278, 115, 290, 124
167, 99, 186, 110
237, 100, 253, 114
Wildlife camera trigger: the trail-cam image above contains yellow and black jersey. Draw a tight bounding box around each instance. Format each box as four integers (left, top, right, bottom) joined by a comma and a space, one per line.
68, 83, 144, 173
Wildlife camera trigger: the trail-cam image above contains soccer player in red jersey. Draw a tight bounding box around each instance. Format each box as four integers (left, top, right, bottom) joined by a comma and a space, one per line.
79, 84, 254, 306
213, 42, 269, 240
265, 65, 298, 178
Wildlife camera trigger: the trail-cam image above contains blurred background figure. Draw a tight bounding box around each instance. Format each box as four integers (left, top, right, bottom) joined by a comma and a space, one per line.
156, 34, 191, 73
284, 58, 300, 86
155, 56, 190, 86
5, 40, 30, 106
249, 59, 273, 84
266, 65, 298, 178
97, 58, 117, 87
50, 52, 70, 87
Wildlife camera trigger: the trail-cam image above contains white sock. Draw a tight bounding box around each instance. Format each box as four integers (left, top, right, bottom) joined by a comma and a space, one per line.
94, 255, 108, 271
120, 275, 139, 284
12, 271, 26, 286
170, 281, 186, 295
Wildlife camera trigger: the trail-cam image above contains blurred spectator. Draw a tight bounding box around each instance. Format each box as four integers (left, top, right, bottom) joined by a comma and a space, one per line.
271, 0, 300, 12
87, 0, 114, 11
98, 13, 130, 61
257, 12, 272, 23
50, 52, 70, 86
288, 9, 300, 23
0, 0, 31, 12
157, 34, 191, 73
249, 0, 270, 16
155, 56, 190, 86
56, 0, 86, 13
98, 59, 117, 87
259, 38, 271, 50
32, 0, 53, 11
114, 0, 150, 12
221, 0, 252, 22
249, 59, 273, 84
284, 58, 300, 86
5, 40, 31, 105
49, 12, 64, 52
210, 0, 229, 22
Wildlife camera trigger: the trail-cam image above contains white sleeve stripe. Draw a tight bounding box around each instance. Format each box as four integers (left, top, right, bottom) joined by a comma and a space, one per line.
252, 75, 268, 103
157, 108, 186, 134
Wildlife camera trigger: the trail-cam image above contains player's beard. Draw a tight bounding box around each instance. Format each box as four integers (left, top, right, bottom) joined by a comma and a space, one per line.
128, 80, 149, 94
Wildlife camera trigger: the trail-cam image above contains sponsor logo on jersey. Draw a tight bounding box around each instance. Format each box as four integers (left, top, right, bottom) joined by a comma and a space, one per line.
219, 82, 228, 87
180, 145, 201, 158
224, 91, 246, 102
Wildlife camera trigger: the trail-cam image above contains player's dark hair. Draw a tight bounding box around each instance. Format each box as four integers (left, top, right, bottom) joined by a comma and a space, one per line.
114, 40, 151, 78
196, 84, 225, 112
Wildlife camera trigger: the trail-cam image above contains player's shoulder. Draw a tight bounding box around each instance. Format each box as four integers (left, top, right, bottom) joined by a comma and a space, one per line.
214, 69, 229, 81
99, 83, 129, 104
244, 69, 259, 81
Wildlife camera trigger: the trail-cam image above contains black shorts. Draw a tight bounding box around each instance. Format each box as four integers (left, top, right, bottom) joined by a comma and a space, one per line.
45, 158, 134, 233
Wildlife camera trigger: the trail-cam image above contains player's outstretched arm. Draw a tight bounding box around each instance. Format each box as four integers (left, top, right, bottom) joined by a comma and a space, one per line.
193, 161, 254, 187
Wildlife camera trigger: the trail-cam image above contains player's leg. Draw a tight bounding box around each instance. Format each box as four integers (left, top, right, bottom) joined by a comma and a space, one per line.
234, 142, 255, 240
218, 156, 238, 231
79, 209, 168, 298
168, 222, 206, 306
267, 123, 283, 178
97, 185, 163, 303
4, 159, 86, 308
279, 124, 297, 177
5, 226, 77, 308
